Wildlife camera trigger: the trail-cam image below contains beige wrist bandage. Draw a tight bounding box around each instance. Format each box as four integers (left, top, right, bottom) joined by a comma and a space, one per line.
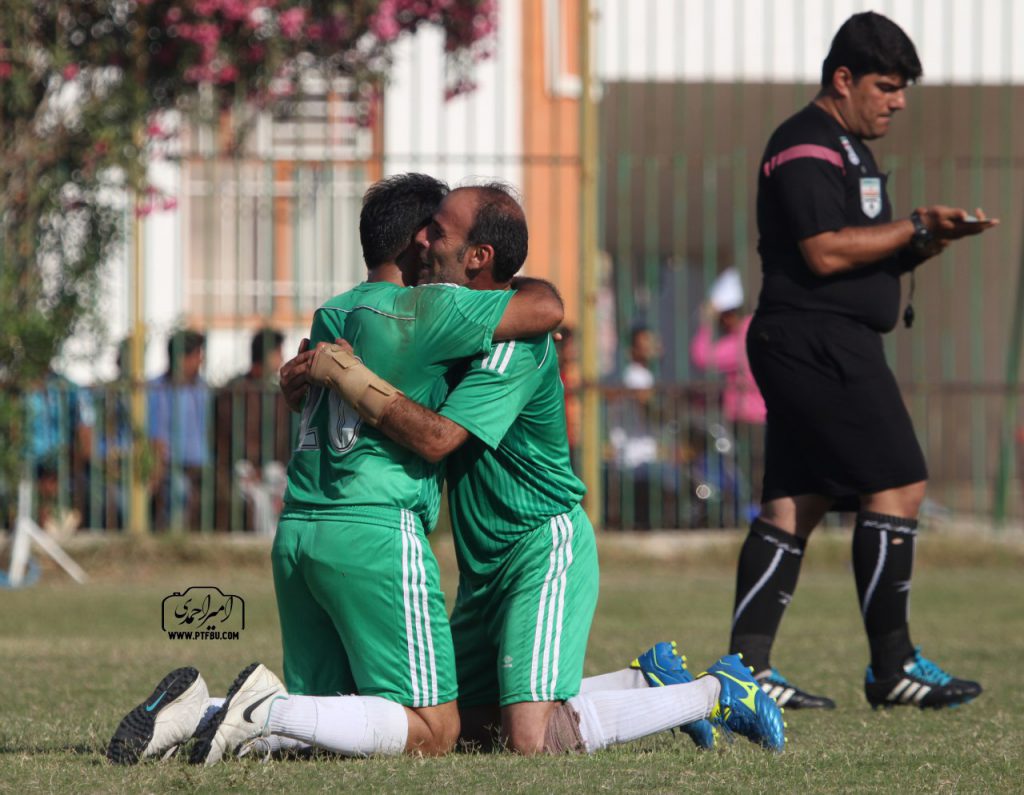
308, 343, 402, 427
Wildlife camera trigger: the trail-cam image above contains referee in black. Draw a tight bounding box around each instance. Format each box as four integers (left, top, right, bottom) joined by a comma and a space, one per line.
729, 11, 996, 711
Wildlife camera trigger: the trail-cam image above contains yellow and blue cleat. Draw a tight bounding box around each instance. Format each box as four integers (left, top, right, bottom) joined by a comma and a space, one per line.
630, 641, 718, 750
699, 653, 786, 752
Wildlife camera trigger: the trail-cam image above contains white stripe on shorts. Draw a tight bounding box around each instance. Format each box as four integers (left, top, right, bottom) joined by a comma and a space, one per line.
530, 513, 574, 701
401, 510, 438, 706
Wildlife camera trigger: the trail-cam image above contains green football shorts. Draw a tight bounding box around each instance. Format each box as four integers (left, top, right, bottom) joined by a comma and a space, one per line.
450, 503, 599, 707
272, 507, 457, 707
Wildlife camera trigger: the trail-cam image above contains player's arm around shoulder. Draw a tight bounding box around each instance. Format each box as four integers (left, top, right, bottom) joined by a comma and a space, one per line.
377, 399, 469, 464
493, 277, 564, 341
305, 336, 470, 463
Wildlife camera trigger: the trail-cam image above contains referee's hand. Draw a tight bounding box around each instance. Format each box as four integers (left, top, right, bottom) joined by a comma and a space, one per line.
919, 205, 998, 240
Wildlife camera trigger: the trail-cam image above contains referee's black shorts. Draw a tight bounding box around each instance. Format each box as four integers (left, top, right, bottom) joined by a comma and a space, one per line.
747, 311, 927, 510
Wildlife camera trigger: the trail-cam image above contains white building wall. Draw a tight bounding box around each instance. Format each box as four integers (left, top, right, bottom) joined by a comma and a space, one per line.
596, 0, 1024, 85
383, 0, 524, 188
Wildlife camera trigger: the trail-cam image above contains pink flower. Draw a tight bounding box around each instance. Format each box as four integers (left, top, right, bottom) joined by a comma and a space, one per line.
370, 0, 402, 42
0, 63, 11, 79
217, 64, 239, 83
63, 64, 80, 80
278, 7, 307, 40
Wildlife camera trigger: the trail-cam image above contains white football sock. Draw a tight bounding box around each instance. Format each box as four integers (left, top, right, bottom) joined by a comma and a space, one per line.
260, 734, 312, 755
578, 668, 646, 693
267, 695, 408, 756
567, 677, 720, 752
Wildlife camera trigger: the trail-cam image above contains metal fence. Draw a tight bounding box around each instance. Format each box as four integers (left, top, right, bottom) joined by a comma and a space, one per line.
9, 0, 1024, 532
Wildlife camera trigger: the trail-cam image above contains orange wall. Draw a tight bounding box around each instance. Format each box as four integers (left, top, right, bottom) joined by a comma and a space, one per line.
521, 0, 583, 327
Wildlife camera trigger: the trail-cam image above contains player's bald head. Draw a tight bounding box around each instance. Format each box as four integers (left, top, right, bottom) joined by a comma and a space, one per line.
454, 183, 529, 283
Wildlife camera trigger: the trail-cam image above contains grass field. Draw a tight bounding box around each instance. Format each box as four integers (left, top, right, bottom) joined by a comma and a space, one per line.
1, 528, 1022, 793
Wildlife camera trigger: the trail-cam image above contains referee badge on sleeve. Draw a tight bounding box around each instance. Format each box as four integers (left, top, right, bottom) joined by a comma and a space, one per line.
860, 177, 882, 218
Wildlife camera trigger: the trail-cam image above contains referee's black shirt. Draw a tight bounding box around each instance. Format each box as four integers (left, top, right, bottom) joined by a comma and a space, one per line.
756, 103, 911, 333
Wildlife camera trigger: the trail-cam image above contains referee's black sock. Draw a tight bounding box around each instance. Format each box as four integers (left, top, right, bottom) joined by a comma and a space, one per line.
852, 511, 918, 680
729, 518, 806, 674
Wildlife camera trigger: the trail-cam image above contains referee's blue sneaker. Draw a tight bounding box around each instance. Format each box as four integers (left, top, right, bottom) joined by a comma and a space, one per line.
630, 641, 717, 750
864, 648, 982, 709
699, 654, 786, 752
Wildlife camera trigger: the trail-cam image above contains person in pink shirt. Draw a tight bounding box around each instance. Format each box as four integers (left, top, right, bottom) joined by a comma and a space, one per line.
690, 269, 767, 509
690, 306, 766, 426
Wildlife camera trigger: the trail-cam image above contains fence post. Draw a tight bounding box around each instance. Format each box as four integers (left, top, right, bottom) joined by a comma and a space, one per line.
579, 0, 602, 526
129, 201, 150, 536
993, 207, 1024, 525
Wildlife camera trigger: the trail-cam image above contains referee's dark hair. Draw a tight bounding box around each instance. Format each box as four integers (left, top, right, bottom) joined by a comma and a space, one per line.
460, 182, 529, 283
360, 173, 449, 268
821, 11, 922, 87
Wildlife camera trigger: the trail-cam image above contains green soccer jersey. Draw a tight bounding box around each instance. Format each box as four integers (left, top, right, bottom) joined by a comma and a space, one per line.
440, 334, 587, 579
284, 280, 513, 531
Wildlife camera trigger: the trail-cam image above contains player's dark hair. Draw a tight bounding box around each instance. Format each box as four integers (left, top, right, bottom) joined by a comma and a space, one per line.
821, 12, 922, 87
460, 183, 528, 283
250, 327, 284, 367
360, 173, 449, 268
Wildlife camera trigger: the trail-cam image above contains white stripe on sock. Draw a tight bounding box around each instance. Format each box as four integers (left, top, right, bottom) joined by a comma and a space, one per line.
732, 548, 785, 629
861, 530, 888, 618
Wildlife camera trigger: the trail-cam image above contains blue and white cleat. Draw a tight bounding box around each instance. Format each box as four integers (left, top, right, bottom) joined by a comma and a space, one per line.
630, 641, 717, 750
700, 654, 786, 752
865, 648, 982, 709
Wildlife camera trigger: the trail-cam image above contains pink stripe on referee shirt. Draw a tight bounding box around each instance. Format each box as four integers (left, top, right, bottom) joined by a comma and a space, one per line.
763, 144, 845, 177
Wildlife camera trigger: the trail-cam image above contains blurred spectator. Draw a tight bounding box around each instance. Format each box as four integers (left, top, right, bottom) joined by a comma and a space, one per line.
148, 329, 209, 530
606, 325, 677, 529
690, 268, 767, 506
25, 367, 90, 534
610, 326, 661, 468
554, 326, 581, 460
215, 327, 291, 532
622, 325, 661, 391
83, 339, 136, 529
